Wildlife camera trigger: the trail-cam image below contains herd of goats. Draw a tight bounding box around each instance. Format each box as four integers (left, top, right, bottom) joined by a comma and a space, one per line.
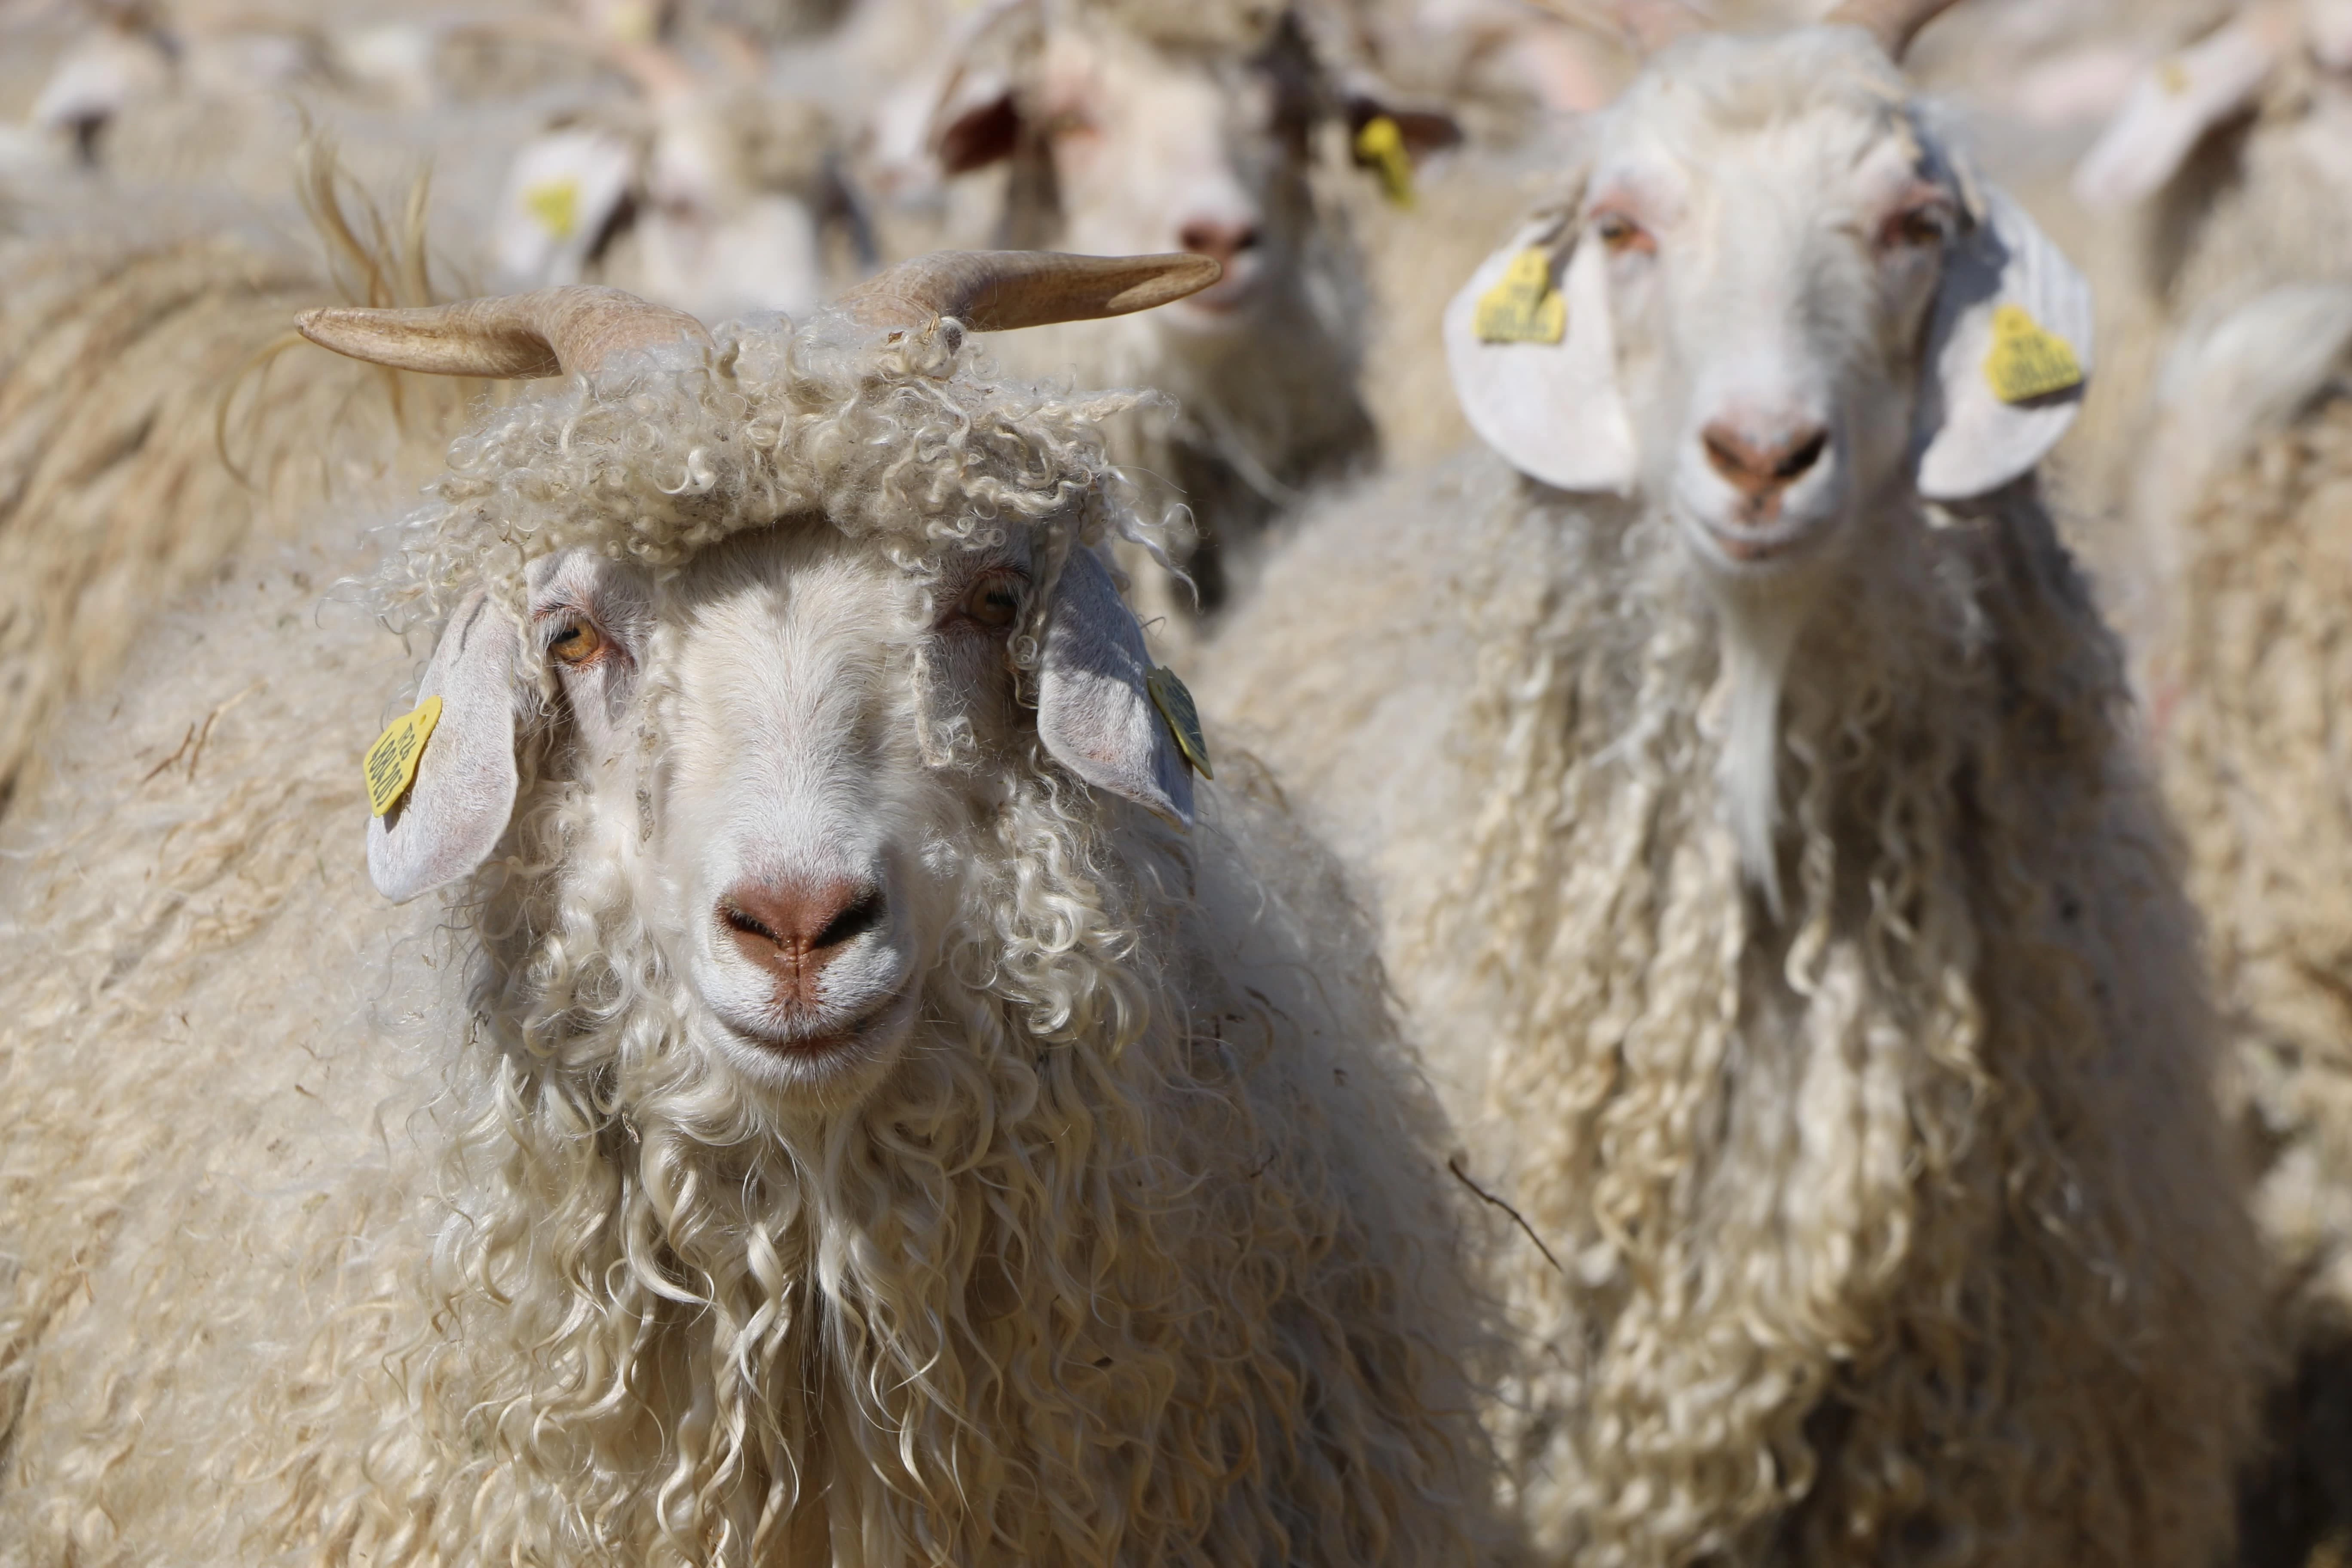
4, 0, 2352, 1562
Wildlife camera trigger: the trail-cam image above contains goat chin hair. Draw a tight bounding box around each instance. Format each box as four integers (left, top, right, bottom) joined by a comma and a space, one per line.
0, 301, 1495, 1568
1197, 451, 2264, 1568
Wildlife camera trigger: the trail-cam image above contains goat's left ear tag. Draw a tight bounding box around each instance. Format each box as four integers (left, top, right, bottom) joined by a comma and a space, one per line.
366, 696, 443, 817
1474, 249, 1566, 345
1984, 304, 2085, 404
1354, 115, 1416, 208
1146, 666, 1212, 780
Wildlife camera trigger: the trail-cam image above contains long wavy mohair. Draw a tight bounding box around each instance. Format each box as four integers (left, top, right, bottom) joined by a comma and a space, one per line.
1415, 477, 2260, 1568
258, 303, 1491, 1568
2162, 393, 2352, 1557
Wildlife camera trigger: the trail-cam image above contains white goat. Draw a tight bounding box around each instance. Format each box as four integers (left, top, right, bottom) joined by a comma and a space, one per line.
490, 32, 873, 324
2121, 282, 2352, 1568
910, 0, 1457, 634
0, 250, 1493, 1567
1200, 4, 2263, 1564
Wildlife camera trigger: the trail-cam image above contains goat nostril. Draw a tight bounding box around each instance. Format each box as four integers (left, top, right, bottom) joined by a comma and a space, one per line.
717, 879, 887, 971
1776, 429, 1828, 481
1178, 220, 1258, 262
810, 887, 888, 951
722, 903, 780, 945
1702, 421, 1830, 500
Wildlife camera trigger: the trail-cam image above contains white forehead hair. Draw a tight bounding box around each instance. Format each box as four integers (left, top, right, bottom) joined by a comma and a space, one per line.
1599, 26, 1940, 181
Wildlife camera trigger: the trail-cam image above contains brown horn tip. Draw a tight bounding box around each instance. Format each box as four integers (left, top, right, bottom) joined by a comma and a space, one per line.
841, 251, 1224, 335
296, 287, 711, 382
1823, 0, 1964, 61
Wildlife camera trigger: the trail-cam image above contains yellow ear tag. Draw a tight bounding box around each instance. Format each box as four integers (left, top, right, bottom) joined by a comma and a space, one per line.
1146, 665, 1213, 780
1983, 303, 2086, 404
1474, 248, 1567, 346
1354, 114, 1415, 208
365, 695, 442, 817
524, 178, 581, 241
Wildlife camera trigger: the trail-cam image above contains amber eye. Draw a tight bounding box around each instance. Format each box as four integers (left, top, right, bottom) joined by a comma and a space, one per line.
1882, 206, 1951, 251
958, 573, 1024, 631
548, 621, 605, 665
1593, 210, 1655, 256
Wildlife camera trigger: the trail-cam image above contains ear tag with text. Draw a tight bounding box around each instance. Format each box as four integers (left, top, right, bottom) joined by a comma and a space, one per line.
1146, 665, 1213, 779
1983, 303, 2086, 404
1354, 115, 1416, 208
1474, 248, 1567, 345
366, 695, 443, 817
524, 178, 581, 240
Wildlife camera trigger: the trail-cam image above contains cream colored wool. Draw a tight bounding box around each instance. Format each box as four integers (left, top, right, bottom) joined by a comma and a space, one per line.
1198, 452, 2262, 1568
2159, 395, 2352, 1566
0, 170, 474, 815
0, 297, 1494, 1566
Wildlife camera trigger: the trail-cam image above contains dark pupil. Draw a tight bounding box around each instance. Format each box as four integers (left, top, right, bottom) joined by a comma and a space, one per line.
983, 589, 1017, 617
552, 626, 583, 650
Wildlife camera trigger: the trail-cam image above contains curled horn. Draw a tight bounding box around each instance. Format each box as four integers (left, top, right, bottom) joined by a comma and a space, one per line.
1823, 0, 1966, 60
296, 286, 713, 380
839, 250, 1222, 335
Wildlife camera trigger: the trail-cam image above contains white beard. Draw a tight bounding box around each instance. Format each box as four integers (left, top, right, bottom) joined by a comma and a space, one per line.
1712, 589, 1807, 918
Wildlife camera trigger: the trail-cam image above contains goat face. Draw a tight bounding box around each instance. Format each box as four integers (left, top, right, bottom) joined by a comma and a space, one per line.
1602, 53, 1957, 576
368, 523, 1193, 1110
934, 18, 1320, 332
1033, 26, 1293, 326
1448, 27, 2095, 588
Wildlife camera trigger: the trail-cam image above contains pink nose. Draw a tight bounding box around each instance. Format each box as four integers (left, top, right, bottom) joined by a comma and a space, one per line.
1701, 420, 1829, 514
1178, 217, 1260, 271
718, 879, 886, 1008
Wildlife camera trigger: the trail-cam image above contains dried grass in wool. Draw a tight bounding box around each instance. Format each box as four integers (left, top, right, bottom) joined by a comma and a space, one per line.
0, 156, 476, 815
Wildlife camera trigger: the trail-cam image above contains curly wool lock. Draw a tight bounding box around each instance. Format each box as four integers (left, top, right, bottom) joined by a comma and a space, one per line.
389, 310, 1158, 619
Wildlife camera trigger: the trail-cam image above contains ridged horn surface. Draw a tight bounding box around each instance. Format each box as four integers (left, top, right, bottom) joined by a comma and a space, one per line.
1823, 0, 1965, 60
841, 251, 1223, 334
296, 286, 712, 380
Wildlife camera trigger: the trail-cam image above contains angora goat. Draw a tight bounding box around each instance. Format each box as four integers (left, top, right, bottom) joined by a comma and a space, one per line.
917, 0, 1457, 637
0, 250, 1493, 1567
1199, 6, 2262, 1565
2130, 283, 2352, 1568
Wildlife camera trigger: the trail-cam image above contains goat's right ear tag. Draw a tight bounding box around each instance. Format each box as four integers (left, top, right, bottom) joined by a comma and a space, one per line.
367, 596, 523, 904
1446, 224, 1638, 495
365, 696, 442, 817
1474, 249, 1567, 344
1983, 305, 2085, 405
1146, 665, 1212, 779
1038, 548, 1195, 827
1916, 188, 2095, 503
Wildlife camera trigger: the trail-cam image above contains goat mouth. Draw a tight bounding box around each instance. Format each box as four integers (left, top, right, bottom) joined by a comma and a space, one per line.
714, 986, 915, 1063
1698, 517, 1828, 569
1169, 265, 1265, 321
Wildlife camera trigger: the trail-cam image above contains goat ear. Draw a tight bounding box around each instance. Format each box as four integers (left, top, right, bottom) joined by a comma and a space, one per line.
367, 595, 523, 904
1914, 188, 2095, 503
1445, 218, 1638, 495
934, 82, 1022, 175
2071, 10, 2290, 210
1036, 546, 1195, 827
